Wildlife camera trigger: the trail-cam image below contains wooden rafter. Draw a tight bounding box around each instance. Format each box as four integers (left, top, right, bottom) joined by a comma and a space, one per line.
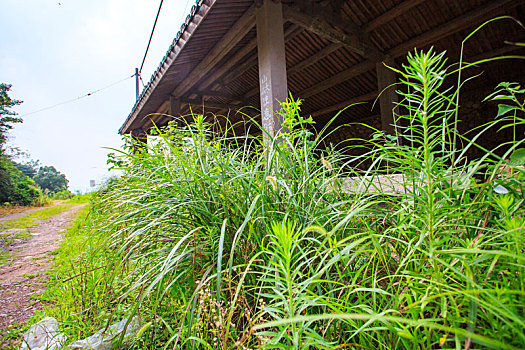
310, 90, 379, 117
287, 43, 341, 76
243, 56, 375, 100
198, 25, 302, 94
299, 60, 376, 99
364, 0, 428, 32
468, 44, 525, 62
261, 0, 521, 103
171, 4, 257, 98
186, 89, 244, 104
282, 2, 369, 57
389, 0, 520, 58
181, 99, 242, 111
208, 0, 427, 90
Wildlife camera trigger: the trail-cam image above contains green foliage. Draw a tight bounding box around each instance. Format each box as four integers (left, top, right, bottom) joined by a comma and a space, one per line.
0, 83, 38, 206
0, 83, 69, 201
0, 83, 22, 154
33, 165, 69, 193
0, 200, 85, 271
13, 159, 39, 178
37, 49, 524, 349
9, 159, 72, 201
0, 157, 41, 206
51, 189, 75, 200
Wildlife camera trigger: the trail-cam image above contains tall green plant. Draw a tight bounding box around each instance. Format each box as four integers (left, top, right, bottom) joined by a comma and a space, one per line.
43, 47, 524, 349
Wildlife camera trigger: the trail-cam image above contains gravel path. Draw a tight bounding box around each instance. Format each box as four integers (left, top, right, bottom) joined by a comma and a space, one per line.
0, 204, 86, 332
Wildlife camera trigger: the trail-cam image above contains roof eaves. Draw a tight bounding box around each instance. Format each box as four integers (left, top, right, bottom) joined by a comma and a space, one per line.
119, 0, 216, 134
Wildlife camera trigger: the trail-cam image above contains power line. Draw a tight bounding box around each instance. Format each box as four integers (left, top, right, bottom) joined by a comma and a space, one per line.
139, 0, 165, 74
20, 74, 134, 117
179, 0, 192, 28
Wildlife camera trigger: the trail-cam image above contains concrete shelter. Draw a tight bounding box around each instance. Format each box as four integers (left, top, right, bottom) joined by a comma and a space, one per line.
119, 0, 524, 151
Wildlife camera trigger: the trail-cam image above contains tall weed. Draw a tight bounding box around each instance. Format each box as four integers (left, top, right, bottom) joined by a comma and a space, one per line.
45, 48, 524, 349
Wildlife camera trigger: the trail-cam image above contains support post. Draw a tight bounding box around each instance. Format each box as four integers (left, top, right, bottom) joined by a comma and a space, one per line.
376, 57, 398, 137
256, 0, 288, 140
169, 96, 182, 126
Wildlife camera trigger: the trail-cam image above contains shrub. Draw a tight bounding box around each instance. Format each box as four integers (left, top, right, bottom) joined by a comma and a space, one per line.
0, 157, 41, 206
51, 190, 74, 200
44, 48, 524, 349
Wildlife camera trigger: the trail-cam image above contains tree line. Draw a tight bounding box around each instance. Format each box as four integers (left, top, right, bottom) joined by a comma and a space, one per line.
0, 83, 71, 206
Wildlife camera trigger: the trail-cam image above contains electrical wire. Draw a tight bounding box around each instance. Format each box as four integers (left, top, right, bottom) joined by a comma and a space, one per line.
20, 74, 134, 117
179, 0, 192, 28
139, 0, 164, 74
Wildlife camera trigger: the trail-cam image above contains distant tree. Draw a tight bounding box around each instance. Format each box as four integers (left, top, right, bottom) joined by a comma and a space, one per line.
0, 83, 23, 154
0, 83, 38, 205
13, 160, 39, 178
0, 157, 40, 206
34, 165, 69, 193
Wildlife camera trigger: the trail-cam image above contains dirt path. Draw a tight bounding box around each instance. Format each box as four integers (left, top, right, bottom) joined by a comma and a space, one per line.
0, 202, 62, 223
0, 204, 86, 331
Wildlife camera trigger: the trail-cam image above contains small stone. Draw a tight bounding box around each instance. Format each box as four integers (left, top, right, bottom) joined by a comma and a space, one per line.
68, 317, 141, 350
20, 317, 67, 350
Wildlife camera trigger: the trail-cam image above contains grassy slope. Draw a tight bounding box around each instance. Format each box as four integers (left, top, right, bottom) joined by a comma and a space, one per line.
0, 197, 91, 348
8, 50, 525, 349
1, 203, 74, 231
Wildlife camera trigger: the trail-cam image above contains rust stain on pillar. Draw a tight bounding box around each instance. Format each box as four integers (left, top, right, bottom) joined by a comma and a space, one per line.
256, 0, 288, 141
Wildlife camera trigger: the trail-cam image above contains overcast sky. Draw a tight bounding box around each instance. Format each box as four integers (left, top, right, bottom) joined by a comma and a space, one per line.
1, 0, 192, 191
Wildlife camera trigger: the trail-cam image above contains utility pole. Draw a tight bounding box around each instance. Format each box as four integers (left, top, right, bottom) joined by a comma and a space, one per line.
135, 68, 140, 101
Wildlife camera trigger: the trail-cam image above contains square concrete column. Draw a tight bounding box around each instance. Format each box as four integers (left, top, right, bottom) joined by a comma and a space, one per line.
256, 0, 288, 141
376, 57, 399, 137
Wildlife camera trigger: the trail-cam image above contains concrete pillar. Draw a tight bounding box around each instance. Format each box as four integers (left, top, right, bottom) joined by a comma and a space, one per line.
376, 57, 399, 137
256, 0, 288, 141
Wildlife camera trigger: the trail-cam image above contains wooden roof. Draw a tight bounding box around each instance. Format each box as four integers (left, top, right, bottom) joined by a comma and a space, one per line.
119, 0, 525, 135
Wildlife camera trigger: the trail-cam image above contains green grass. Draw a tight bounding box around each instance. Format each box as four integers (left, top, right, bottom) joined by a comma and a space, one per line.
32, 202, 127, 343
0, 203, 91, 349
0, 249, 12, 265
0, 198, 88, 231
18, 47, 525, 349
0, 195, 90, 287
64, 194, 91, 204
0, 321, 24, 350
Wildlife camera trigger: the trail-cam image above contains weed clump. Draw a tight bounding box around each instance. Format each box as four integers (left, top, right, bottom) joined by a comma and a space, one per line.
42, 48, 524, 349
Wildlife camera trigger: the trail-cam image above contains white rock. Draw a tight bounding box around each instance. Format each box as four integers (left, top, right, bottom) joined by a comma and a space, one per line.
68, 318, 140, 350
20, 317, 67, 350
494, 182, 509, 194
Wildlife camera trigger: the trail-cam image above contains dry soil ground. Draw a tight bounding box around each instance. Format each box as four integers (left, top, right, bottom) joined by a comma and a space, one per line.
0, 204, 86, 333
